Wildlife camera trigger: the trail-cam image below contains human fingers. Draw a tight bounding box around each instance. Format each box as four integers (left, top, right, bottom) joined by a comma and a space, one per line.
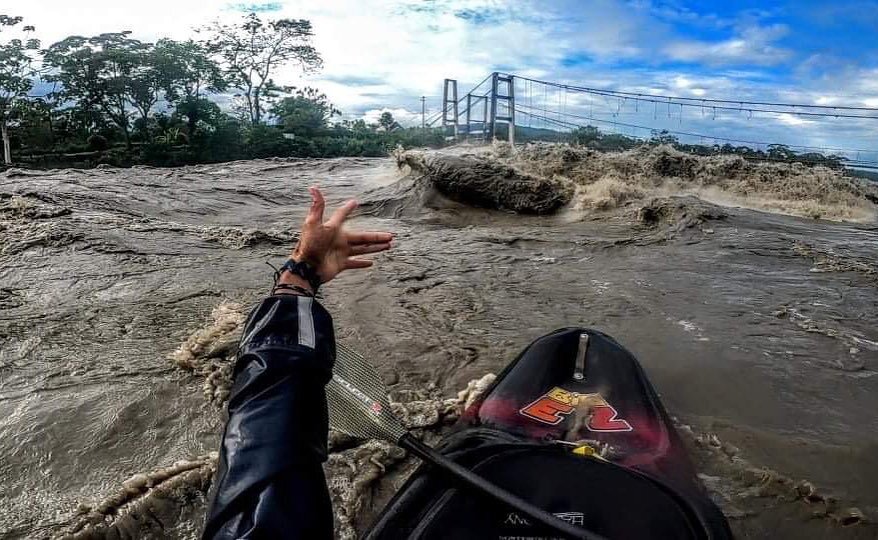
344, 258, 373, 270
347, 231, 394, 245
326, 199, 358, 226
305, 186, 325, 224
349, 243, 391, 256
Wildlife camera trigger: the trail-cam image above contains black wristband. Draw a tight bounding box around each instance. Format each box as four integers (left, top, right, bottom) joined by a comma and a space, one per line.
272, 283, 315, 297
279, 259, 322, 293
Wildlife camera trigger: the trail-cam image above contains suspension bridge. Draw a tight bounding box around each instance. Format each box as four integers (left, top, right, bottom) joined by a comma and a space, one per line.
423, 72, 878, 171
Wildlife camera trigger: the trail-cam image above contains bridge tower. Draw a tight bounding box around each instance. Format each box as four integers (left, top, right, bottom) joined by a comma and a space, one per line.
441, 79, 459, 140
489, 72, 515, 144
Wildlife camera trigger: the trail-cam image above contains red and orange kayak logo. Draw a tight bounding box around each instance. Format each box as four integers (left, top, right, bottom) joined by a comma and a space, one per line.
520, 386, 632, 432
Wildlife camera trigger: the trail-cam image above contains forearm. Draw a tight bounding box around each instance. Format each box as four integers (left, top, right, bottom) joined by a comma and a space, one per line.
202, 295, 336, 540
202, 186, 392, 539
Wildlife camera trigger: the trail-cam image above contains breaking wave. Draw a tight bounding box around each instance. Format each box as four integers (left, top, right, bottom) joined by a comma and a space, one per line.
490, 143, 878, 222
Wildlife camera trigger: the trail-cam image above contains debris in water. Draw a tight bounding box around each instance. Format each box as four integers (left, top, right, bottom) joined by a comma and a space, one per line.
834, 507, 864, 527
326, 440, 407, 540
770, 304, 878, 369
0, 193, 71, 220
169, 301, 245, 407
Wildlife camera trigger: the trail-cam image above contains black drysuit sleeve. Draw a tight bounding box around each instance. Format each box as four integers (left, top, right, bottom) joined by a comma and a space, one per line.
202, 295, 336, 540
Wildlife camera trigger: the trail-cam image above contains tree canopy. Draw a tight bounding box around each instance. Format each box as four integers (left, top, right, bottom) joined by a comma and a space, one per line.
0, 14, 40, 163
0, 11, 453, 169
203, 13, 322, 124
271, 87, 339, 136
378, 111, 396, 131
43, 32, 151, 147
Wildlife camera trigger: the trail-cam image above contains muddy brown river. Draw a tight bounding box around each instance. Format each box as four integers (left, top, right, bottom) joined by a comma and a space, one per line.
1, 149, 877, 539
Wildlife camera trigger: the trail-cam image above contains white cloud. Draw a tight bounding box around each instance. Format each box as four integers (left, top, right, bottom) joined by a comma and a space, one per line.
814, 96, 843, 106
360, 107, 421, 127
774, 113, 815, 127
664, 23, 792, 66
556, 0, 667, 60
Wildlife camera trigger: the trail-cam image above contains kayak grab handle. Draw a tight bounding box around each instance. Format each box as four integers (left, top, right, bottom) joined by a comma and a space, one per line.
573, 333, 589, 381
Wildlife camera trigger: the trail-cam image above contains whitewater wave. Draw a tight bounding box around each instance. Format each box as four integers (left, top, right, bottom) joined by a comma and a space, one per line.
493, 143, 878, 222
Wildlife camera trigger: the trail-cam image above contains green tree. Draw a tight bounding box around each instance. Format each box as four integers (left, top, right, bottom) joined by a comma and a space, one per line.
153, 39, 226, 136
44, 32, 148, 148
378, 111, 396, 131
173, 96, 224, 135
43, 38, 104, 137
767, 144, 795, 161
571, 125, 600, 145
0, 15, 40, 164
270, 87, 339, 136
345, 118, 369, 133
155, 39, 224, 101
127, 43, 166, 138
204, 13, 322, 124
16, 97, 54, 151
649, 129, 679, 146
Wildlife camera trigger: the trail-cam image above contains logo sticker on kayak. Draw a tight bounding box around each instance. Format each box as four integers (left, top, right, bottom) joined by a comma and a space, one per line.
520, 387, 632, 432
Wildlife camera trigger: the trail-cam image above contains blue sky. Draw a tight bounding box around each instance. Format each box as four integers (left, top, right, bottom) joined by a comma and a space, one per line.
7, 0, 878, 155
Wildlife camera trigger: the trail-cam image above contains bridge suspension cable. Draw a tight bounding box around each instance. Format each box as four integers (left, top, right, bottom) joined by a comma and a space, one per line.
508, 73, 878, 120
513, 105, 878, 169
431, 71, 878, 168
514, 102, 878, 155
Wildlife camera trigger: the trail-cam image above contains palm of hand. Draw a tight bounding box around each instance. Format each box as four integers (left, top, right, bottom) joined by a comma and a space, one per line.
293, 187, 392, 285
315, 227, 349, 282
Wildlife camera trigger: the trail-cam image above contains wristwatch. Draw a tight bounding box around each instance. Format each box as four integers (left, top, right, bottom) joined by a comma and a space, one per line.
279, 258, 322, 293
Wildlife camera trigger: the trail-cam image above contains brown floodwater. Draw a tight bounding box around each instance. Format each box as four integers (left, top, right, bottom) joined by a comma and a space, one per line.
1, 151, 876, 539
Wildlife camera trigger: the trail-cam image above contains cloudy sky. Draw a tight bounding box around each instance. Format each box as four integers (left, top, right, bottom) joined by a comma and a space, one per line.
6, 0, 878, 157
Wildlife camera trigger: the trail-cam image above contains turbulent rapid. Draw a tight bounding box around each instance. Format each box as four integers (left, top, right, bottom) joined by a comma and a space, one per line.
1, 145, 877, 539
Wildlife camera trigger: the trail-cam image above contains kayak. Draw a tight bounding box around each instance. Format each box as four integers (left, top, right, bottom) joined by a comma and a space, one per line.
364, 328, 733, 539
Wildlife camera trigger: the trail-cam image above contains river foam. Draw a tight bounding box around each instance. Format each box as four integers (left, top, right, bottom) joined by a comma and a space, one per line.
490, 142, 878, 222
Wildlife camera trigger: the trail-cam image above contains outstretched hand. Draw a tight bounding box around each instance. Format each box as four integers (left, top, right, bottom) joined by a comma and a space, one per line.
292, 186, 393, 284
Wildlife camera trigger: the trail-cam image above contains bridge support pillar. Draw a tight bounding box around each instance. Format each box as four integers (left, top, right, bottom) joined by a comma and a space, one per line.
489, 73, 515, 145
465, 93, 472, 141
442, 79, 459, 140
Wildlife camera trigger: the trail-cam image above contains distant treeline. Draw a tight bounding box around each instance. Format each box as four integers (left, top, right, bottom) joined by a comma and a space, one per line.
13, 122, 446, 169
507, 124, 850, 169
0, 12, 445, 168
